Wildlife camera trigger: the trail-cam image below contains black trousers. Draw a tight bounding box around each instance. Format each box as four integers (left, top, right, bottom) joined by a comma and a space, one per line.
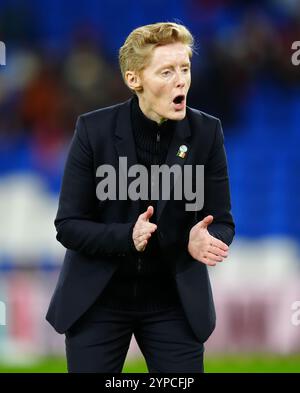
65, 299, 204, 373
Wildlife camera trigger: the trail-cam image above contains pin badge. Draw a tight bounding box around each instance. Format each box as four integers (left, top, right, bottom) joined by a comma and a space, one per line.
176, 145, 188, 159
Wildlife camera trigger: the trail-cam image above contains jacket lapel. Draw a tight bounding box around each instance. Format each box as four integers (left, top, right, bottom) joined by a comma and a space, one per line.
114, 98, 140, 219
114, 98, 138, 174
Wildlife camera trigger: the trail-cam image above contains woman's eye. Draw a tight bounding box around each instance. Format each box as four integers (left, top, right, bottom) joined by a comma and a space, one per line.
162, 70, 171, 77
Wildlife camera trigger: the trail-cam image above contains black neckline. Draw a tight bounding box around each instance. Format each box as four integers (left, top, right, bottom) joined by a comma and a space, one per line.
131, 95, 175, 137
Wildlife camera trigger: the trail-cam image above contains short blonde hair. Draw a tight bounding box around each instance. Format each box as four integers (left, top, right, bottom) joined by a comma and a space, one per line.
119, 22, 194, 83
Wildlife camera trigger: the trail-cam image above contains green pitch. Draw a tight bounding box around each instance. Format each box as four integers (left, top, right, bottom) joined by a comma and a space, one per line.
0, 354, 299, 373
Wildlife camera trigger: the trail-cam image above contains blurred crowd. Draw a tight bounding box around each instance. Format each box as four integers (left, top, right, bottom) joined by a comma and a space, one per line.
0, 0, 299, 150
188, 0, 300, 124
0, 0, 300, 198
0, 38, 129, 158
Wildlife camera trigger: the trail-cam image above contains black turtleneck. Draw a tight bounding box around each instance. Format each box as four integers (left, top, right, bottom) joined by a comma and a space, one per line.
96, 96, 180, 312
131, 94, 175, 173
131, 95, 175, 251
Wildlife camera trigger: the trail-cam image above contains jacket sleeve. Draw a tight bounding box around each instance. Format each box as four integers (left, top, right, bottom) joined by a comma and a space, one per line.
54, 115, 134, 257
200, 119, 235, 246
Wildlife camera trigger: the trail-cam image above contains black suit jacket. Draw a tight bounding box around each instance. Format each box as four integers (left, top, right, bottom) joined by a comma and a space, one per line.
46, 97, 235, 343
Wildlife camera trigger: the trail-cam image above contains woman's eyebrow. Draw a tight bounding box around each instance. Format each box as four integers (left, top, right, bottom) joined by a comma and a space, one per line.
156, 63, 174, 71
157, 62, 191, 71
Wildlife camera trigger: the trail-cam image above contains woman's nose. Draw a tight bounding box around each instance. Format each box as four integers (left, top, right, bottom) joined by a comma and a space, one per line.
175, 73, 185, 88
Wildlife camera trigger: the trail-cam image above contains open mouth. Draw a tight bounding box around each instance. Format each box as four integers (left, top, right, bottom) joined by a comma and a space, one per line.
173, 95, 185, 105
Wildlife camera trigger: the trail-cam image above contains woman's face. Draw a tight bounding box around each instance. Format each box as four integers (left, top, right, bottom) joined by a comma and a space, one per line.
131, 42, 191, 123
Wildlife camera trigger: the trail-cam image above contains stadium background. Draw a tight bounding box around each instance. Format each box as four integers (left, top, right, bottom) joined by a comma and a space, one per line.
0, 0, 300, 372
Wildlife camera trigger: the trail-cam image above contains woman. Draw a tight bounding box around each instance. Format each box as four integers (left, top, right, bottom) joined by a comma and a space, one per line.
46, 22, 235, 373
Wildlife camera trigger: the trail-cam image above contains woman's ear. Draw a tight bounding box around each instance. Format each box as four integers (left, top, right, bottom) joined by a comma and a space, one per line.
125, 71, 143, 92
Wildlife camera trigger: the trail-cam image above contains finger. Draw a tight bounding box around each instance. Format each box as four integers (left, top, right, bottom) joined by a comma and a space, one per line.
135, 233, 152, 242
142, 222, 157, 232
134, 224, 157, 237
205, 252, 223, 262
140, 206, 154, 222
201, 256, 217, 266
135, 233, 151, 243
134, 229, 152, 238
197, 215, 214, 229
138, 239, 148, 252
209, 245, 228, 258
203, 215, 214, 226
210, 237, 229, 252
136, 217, 156, 232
